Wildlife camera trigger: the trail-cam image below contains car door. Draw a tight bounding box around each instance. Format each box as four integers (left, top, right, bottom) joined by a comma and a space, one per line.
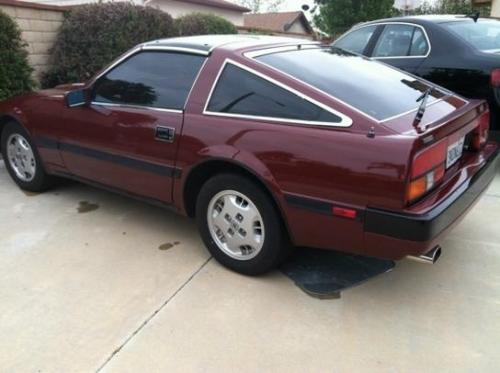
369, 23, 430, 74
59, 50, 206, 203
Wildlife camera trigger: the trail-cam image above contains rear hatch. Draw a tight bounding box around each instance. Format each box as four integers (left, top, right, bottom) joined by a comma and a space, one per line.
382, 96, 492, 210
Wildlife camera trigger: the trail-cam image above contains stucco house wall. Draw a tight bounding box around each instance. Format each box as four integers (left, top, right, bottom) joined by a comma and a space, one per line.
287, 21, 308, 34
491, 0, 500, 16
146, 0, 245, 26
20, 0, 247, 25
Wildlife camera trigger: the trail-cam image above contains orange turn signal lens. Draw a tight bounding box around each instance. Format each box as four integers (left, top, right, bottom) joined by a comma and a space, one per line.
408, 177, 427, 203
407, 164, 445, 203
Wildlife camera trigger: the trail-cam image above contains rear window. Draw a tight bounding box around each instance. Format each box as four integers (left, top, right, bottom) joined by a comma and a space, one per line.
256, 48, 446, 121
442, 19, 500, 53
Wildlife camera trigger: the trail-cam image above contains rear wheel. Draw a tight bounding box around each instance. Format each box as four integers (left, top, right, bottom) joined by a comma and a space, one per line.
196, 174, 290, 275
1, 122, 54, 192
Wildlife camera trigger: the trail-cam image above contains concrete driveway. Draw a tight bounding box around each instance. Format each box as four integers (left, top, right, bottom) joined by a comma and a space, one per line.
1, 158, 499, 373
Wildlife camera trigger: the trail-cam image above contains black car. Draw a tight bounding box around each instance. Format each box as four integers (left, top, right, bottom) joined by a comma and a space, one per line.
332, 15, 500, 129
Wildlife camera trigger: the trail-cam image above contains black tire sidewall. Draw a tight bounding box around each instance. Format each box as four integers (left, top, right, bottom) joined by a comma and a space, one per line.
1, 122, 51, 192
196, 173, 289, 275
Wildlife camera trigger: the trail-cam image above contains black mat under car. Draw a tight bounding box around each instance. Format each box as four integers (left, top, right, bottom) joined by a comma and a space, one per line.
280, 248, 395, 299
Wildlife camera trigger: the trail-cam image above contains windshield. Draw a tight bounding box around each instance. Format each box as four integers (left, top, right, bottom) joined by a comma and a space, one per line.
442, 19, 500, 52
255, 48, 446, 121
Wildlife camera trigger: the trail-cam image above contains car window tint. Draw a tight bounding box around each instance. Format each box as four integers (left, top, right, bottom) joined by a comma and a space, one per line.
257, 48, 446, 121
409, 28, 429, 56
93, 51, 206, 110
334, 25, 377, 55
207, 63, 342, 124
373, 24, 415, 57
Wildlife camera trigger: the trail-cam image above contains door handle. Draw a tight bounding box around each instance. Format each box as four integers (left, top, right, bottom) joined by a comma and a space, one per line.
155, 126, 175, 142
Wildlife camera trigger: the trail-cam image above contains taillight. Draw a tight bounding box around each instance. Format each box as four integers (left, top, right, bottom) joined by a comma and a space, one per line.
491, 69, 500, 87
472, 110, 490, 150
407, 140, 447, 204
406, 107, 489, 205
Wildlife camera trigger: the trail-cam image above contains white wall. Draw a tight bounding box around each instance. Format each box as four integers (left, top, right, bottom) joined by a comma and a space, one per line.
18, 0, 134, 5
20, 0, 245, 26
492, 0, 500, 17
287, 21, 308, 34
393, 0, 424, 10
147, 0, 244, 26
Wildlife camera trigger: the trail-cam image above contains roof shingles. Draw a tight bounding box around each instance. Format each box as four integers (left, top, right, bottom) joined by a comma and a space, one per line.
243, 11, 312, 34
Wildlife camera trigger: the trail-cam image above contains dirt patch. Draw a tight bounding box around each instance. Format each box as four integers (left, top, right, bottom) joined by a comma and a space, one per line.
77, 201, 99, 213
159, 241, 181, 251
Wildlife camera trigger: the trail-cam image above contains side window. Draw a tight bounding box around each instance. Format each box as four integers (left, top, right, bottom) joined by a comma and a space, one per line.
373, 24, 415, 57
409, 28, 430, 56
93, 51, 206, 110
206, 63, 342, 124
334, 25, 377, 55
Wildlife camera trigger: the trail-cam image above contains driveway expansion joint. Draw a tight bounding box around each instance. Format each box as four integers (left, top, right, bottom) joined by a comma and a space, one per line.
95, 257, 212, 373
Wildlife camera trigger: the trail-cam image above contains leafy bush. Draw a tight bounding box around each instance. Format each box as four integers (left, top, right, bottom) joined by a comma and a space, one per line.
176, 13, 237, 36
42, 3, 176, 88
410, 0, 490, 16
0, 9, 34, 101
314, 0, 397, 37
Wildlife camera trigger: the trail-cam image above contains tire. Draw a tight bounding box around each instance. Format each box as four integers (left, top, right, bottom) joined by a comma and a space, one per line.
196, 173, 290, 275
1, 121, 54, 192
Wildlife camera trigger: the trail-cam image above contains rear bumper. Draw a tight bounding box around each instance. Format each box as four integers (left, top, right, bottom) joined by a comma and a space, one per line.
363, 146, 498, 257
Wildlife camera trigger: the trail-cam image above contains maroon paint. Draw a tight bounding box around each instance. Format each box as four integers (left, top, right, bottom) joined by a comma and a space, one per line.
0, 39, 497, 261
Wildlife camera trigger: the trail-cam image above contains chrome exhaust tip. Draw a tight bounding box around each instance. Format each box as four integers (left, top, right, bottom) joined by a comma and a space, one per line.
407, 246, 442, 264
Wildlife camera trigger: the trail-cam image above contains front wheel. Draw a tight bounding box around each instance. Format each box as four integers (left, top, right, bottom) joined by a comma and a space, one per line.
1, 122, 54, 192
196, 174, 290, 275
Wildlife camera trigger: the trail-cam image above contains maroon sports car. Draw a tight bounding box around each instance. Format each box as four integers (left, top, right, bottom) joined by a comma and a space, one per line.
0, 35, 498, 275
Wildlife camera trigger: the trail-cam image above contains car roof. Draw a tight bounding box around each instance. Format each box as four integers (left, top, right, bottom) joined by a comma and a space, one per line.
359, 14, 498, 27
143, 34, 319, 55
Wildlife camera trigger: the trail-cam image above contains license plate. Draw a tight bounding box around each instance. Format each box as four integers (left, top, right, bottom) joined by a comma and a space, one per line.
446, 136, 465, 169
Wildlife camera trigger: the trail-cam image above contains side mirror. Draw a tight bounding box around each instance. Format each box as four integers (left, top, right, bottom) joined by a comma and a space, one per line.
65, 89, 89, 108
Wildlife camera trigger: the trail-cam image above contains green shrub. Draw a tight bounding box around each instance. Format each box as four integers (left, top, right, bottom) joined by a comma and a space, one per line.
0, 9, 34, 101
410, 0, 490, 17
176, 13, 237, 36
42, 3, 176, 88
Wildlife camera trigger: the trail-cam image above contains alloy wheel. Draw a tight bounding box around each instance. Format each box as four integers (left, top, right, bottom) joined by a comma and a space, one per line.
6, 133, 36, 182
207, 190, 265, 261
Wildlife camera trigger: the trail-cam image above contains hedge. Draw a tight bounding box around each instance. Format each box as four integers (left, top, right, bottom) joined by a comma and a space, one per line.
0, 9, 34, 101
41, 3, 177, 88
176, 12, 237, 36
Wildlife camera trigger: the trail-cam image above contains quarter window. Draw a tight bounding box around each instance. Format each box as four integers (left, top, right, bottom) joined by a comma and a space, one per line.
93, 51, 206, 110
206, 63, 342, 124
334, 25, 377, 55
373, 24, 429, 57
410, 28, 429, 56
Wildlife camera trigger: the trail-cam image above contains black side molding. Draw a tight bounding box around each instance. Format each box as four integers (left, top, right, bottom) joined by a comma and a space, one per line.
36, 136, 182, 178
285, 194, 332, 215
